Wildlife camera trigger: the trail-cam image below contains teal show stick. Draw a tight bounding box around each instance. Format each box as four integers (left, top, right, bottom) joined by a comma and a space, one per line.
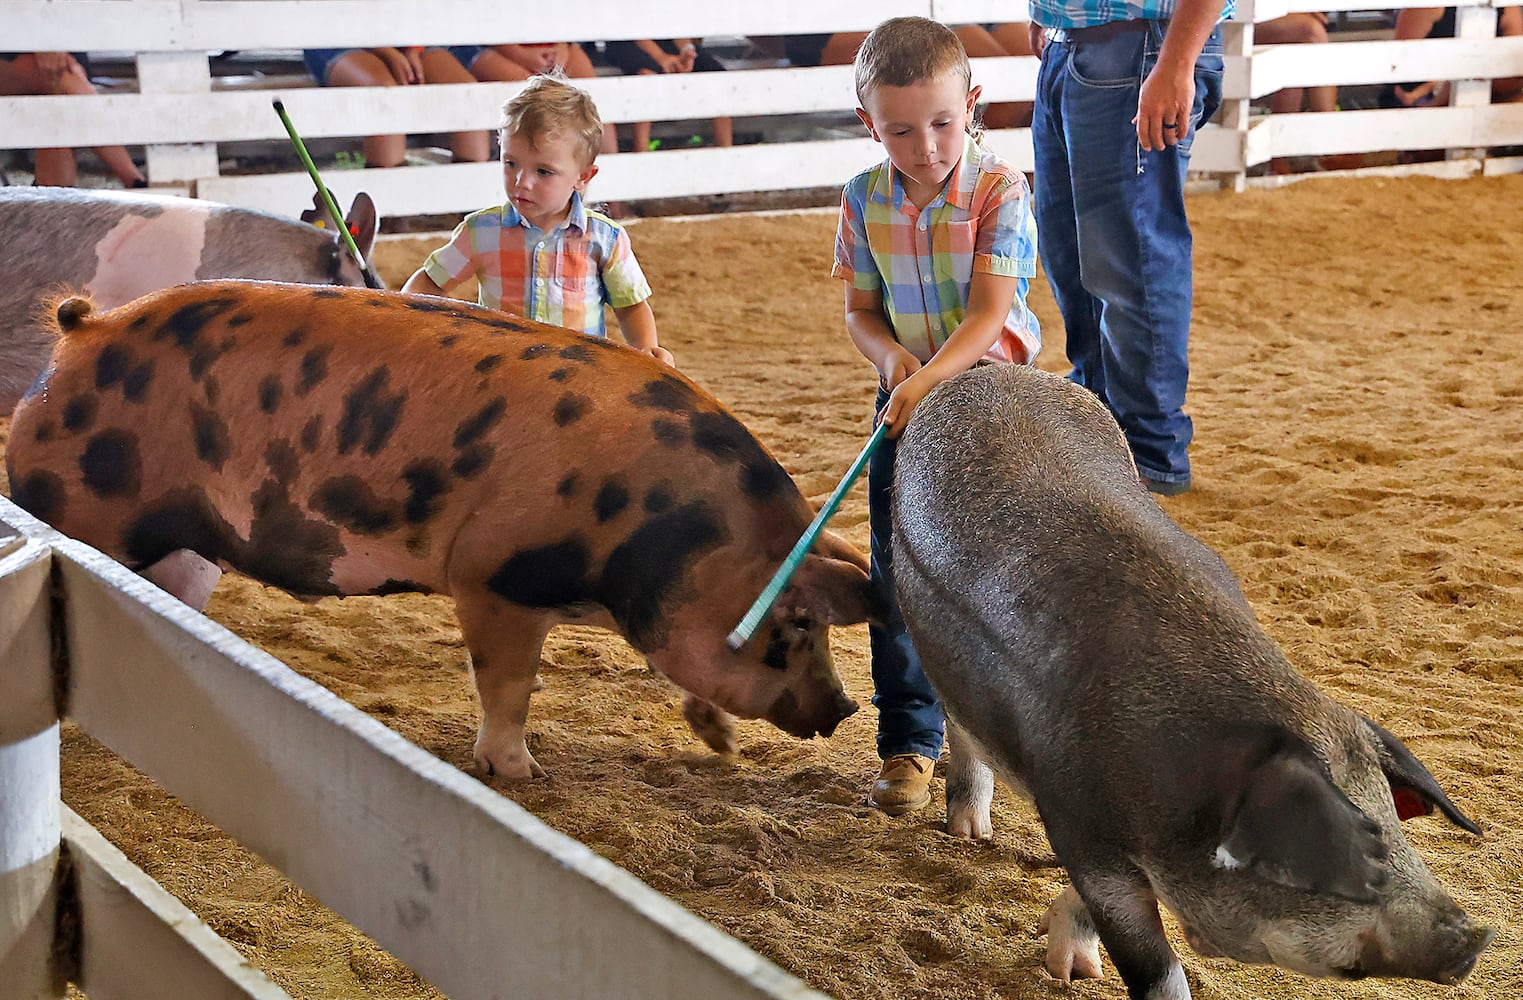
727, 421, 889, 650
272, 98, 384, 289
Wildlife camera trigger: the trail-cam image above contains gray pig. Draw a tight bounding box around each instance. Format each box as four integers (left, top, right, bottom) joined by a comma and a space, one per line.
0, 186, 377, 415
892, 364, 1493, 999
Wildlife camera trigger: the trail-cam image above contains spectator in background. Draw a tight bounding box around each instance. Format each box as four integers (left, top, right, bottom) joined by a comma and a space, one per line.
1252, 14, 1365, 172
301, 47, 494, 167
601, 39, 733, 151
488, 43, 617, 153
0, 52, 148, 188
778, 33, 870, 68
1382, 7, 1523, 108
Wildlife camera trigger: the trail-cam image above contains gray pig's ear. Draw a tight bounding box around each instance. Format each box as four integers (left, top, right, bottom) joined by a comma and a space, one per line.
1216, 749, 1392, 903
782, 553, 882, 626
344, 192, 379, 261
1361, 716, 1483, 835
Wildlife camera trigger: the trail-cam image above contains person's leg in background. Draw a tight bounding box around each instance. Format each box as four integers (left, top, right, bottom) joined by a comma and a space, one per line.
319, 50, 409, 168
0, 52, 146, 187
423, 47, 491, 162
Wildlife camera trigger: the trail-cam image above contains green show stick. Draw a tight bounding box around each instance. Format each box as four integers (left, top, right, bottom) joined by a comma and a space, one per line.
727, 422, 889, 651
272, 98, 384, 290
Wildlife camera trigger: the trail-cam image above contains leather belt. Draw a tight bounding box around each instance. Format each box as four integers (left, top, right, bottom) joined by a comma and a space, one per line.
1045, 18, 1156, 44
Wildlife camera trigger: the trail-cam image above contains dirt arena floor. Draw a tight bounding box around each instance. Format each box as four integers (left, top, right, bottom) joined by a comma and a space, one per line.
3, 173, 1521, 1000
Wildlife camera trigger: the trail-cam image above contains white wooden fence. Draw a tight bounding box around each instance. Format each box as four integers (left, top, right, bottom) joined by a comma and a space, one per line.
4, 0, 1521, 218
0, 496, 831, 999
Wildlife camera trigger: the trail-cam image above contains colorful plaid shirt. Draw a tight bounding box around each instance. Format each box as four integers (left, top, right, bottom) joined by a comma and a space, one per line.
1029, 0, 1235, 31
832, 134, 1041, 366
422, 192, 651, 338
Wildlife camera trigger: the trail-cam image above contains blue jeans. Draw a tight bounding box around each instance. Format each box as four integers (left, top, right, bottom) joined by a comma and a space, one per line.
867, 387, 944, 761
1032, 22, 1223, 484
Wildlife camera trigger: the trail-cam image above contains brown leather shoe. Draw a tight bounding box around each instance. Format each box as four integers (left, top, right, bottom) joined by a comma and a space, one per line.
868, 753, 936, 816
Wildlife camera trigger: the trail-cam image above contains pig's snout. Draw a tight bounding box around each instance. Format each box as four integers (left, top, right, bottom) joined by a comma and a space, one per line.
767, 688, 859, 739
1429, 922, 1494, 985
1355, 913, 1495, 985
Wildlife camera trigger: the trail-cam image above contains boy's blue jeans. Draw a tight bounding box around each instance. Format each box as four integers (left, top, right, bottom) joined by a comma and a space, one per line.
1031, 22, 1223, 485
867, 387, 944, 761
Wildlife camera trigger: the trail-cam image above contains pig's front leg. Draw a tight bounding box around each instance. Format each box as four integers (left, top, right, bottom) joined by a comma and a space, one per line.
141, 549, 223, 612
680, 693, 738, 754
944, 721, 994, 839
455, 595, 554, 781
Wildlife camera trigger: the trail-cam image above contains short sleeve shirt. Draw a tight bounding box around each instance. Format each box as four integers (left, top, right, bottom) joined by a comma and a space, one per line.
832, 134, 1041, 366
1028, 0, 1236, 31
422, 192, 651, 337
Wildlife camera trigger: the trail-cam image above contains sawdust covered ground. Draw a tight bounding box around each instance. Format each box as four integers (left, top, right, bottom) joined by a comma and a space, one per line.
4, 174, 1521, 999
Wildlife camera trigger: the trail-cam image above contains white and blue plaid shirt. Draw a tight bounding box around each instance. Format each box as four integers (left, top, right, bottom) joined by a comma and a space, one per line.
1029, 0, 1235, 31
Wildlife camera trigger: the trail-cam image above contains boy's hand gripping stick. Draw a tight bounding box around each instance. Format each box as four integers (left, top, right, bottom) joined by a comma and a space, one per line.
273, 99, 384, 290
727, 422, 888, 650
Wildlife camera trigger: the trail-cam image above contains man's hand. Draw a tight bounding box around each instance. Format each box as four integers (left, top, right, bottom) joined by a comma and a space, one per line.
1135, 61, 1195, 150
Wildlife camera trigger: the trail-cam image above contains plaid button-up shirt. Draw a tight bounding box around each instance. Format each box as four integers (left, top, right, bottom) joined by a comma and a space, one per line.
422, 192, 651, 337
1029, 0, 1235, 32
832, 134, 1041, 366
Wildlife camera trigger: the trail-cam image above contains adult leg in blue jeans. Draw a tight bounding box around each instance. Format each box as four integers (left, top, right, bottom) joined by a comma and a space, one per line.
866, 387, 944, 815
1031, 24, 1222, 491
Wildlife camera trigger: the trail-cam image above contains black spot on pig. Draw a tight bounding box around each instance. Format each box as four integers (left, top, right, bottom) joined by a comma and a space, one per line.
300, 416, 322, 452
265, 439, 300, 486
258, 376, 284, 414
475, 354, 504, 373
188, 335, 234, 381
407, 298, 462, 316
454, 397, 506, 448
367, 580, 433, 596
741, 461, 789, 500
520, 344, 553, 361
228, 313, 255, 328
631, 376, 698, 413
33, 421, 55, 443
644, 488, 673, 513
283, 328, 307, 348
402, 460, 449, 524
296, 346, 331, 395
549, 367, 572, 382
242, 479, 345, 596
312, 475, 398, 535
651, 419, 685, 446
312, 288, 345, 299
123, 488, 234, 568
122, 359, 154, 402
11, 470, 66, 525
189, 402, 231, 471
203, 376, 220, 406
128, 314, 152, 334
157, 297, 238, 352
553, 394, 590, 427
762, 626, 790, 671
337, 367, 406, 456
452, 446, 492, 479
595, 480, 630, 522
690, 411, 788, 499
488, 538, 594, 608
62, 394, 98, 433
599, 502, 725, 651
439, 335, 460, 348
559, 344, 594, 363
557, 473, 580, 498
80, 429, 142, 498
96, 345, 131, 391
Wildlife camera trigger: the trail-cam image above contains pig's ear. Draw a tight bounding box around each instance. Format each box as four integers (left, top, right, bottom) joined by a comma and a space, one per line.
1215, 748, 1391, 903
811, 529, 870, 573
299, 190, 326, 226
782, 553, 881, 626
344, 192, 379, 261
1361, 716, 1483, 835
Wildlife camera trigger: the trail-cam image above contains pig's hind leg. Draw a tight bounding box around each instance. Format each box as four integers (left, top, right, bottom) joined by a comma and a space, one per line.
680, 693, 738, 754
454, 595, 555, 781
944, 720, 995, 839
141, 549, 224, 612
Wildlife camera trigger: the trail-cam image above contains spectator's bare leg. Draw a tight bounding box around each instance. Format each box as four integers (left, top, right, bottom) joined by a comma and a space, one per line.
558, 43, 619, 152
1, 52, 143, 187
422, 48, 491, 162
713, 117, 733, 147
327, 50, 407, 167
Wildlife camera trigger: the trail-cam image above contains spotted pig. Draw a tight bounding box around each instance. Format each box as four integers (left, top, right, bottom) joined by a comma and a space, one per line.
0, 186, 377, 415
7, 281, 872, 780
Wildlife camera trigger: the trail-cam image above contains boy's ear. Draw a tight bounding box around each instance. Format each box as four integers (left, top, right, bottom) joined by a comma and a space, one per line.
855, 107, 880, 142
966, 84, 983, 117
577, 161, 599, 192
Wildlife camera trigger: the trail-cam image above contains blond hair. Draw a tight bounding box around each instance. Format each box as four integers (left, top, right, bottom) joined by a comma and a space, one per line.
499, 72, 604, 165
853, 17, 972, 105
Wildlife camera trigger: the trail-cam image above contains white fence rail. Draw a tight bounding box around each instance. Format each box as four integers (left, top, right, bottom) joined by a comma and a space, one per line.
0, 497, 832, 1000
3, 0, 1523, 213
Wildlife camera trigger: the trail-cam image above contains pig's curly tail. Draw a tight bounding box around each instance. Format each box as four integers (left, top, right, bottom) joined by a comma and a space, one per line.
56, 296, 95, 332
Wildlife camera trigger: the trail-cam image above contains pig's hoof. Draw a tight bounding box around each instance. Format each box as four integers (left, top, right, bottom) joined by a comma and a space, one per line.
474, 744, 547, 782
681, 695, 738, 755
946, 804, 993, 840
1037, 888, 1104, 982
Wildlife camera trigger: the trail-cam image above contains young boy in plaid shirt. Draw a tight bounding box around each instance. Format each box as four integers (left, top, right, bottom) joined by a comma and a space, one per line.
403, 74, 673, 365
834, 16, 1041, 815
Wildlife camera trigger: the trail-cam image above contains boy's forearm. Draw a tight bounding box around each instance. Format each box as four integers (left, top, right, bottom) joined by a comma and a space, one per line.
918, 273, 1021, 381
614, 300, 660, 350
845, 307, 906, 374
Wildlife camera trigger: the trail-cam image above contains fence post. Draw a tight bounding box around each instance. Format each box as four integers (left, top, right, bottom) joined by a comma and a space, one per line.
1448, 4, 1498, 164
136, 50, 220, 189
0, 536, 64, 999
1220, 7, 1256, 192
